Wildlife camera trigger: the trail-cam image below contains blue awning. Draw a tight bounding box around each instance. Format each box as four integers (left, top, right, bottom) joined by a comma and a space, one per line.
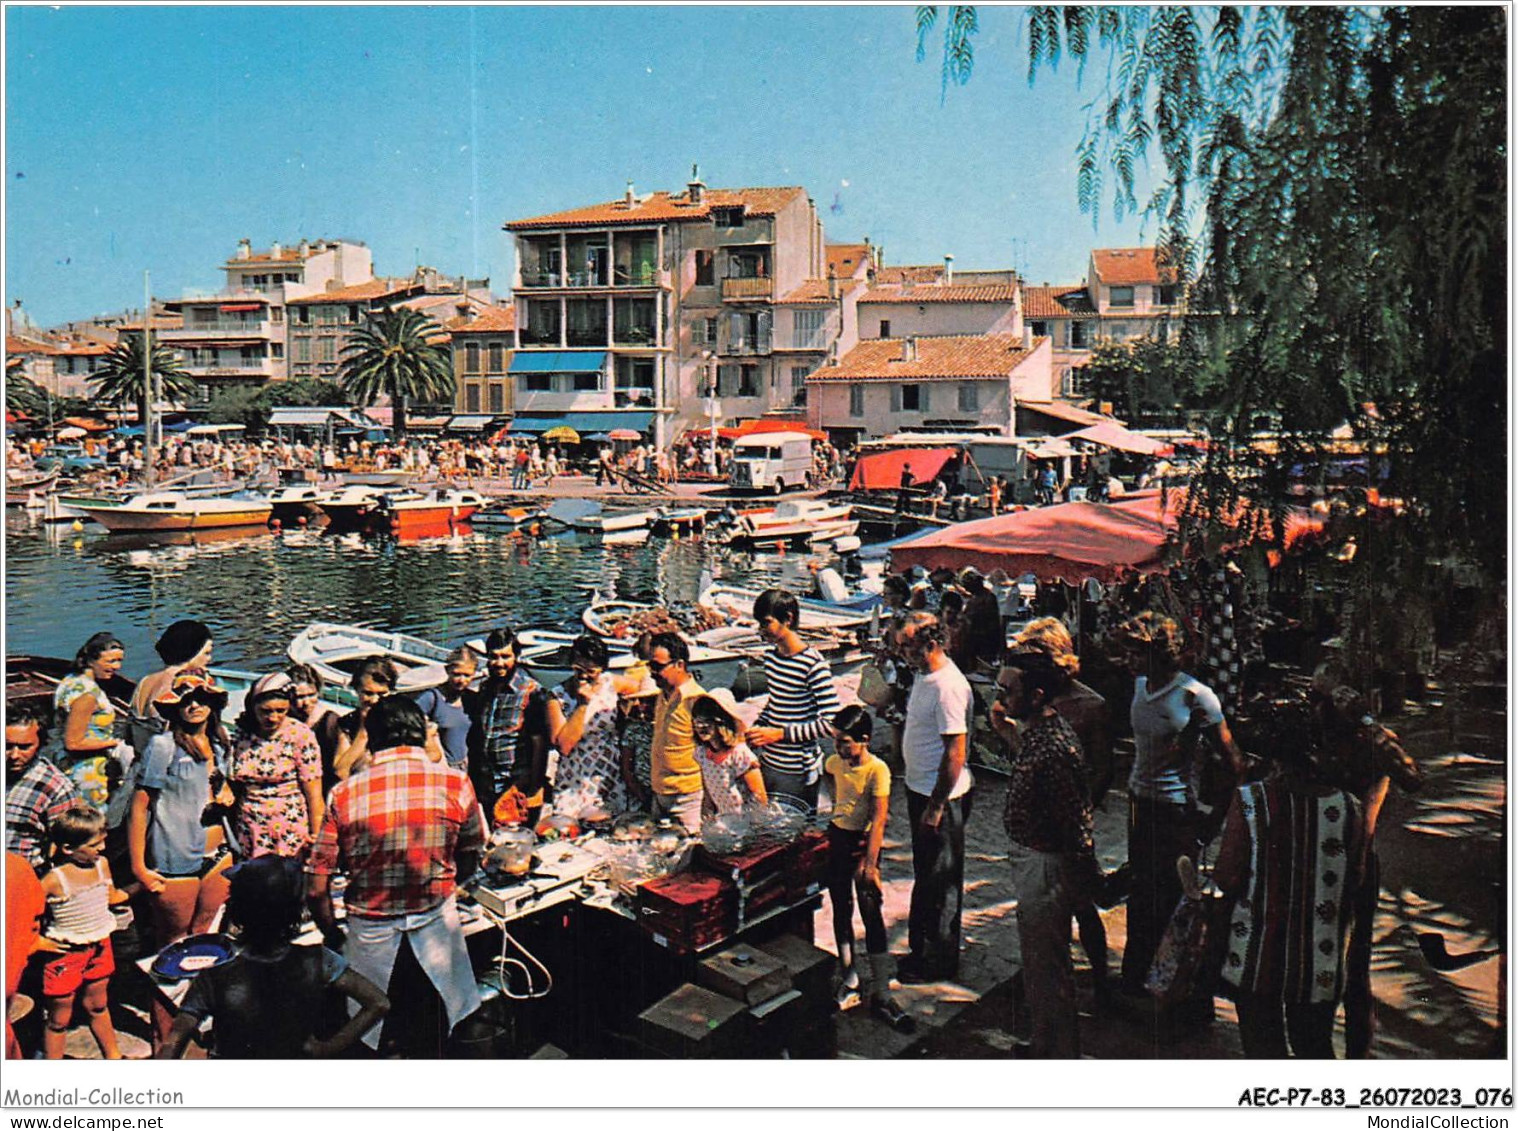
508, 350, 607, 374
509, 411, 656, 435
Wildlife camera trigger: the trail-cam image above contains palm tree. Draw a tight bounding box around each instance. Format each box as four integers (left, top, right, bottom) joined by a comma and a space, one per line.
337, 306, 454, 439
88, 335, 197, 431
6, 357, 48, 417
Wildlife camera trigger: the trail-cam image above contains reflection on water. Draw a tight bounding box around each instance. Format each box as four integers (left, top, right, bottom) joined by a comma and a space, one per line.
4, 513, 840, 675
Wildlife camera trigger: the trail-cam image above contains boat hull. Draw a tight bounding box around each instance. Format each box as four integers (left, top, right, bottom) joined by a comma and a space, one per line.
72, 503, 273, 532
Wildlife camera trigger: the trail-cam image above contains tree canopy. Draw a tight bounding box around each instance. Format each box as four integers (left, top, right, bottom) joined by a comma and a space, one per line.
87, 334, 198, 426
337, 306, 453, 439
917, 6, 1506, 579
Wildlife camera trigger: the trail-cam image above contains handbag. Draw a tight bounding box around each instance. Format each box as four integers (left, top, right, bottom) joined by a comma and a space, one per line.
1145, 854, 1233, 1006
856, 663, 894, 711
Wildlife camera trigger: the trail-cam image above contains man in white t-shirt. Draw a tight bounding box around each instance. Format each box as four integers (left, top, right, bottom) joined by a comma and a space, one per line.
895, 611, 974, 983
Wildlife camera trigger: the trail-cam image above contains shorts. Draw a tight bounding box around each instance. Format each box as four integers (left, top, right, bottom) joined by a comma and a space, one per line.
41, 938, 115, 997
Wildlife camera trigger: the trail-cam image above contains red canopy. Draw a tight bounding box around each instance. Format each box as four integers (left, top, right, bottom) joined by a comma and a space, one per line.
849, 447, 957, 492
891, 489, 1325, 582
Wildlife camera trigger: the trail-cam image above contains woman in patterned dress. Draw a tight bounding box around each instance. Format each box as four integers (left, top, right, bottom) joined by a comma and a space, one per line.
545, 635, 640, 819
690, 688, 767, 819
224, 673, 324, 860
53, 632, 126, 815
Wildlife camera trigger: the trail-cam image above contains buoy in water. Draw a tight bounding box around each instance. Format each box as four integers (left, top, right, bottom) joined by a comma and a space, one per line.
71, 520, 85, 533
269, 518, 282, 532
296, 515, 308, 527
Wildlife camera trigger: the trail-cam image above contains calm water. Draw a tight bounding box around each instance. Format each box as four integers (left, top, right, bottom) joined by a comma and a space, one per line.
3, 513, 840, 677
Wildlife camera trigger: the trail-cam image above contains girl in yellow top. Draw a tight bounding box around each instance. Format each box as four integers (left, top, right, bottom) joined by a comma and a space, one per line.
825, 706, 913, 1033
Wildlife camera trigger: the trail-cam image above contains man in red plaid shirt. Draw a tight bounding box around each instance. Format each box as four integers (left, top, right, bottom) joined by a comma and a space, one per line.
308, 695, 486, 1054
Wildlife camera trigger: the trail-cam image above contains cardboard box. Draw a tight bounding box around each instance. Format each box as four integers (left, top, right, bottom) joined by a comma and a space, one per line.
756, 933, 837, 1007
784, 828, 831, 901
746, 988, 805, 1058
636, 983, 749, 1059
636, 872, 737, 952
698, 943, 793, 1006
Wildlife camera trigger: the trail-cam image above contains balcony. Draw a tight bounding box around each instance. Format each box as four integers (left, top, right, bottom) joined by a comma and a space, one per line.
183, 361, 275, 379
613, 265, 661, 288
722, 277, 772, 302
165, 321, 273, 339
566, 329, 608, 348
613, 326, 658, 347
614, 387, 655, 409
518, 326, 561, 347
520, 271, 564, 288
723, 333, 772, 356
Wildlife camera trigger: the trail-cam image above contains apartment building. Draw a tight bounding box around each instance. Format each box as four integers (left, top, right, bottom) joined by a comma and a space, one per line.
770, 242, 872, 415
447, 304, 517, 417
504, 171, 826, 446
285, 269, 493, 385
1021, 246, 1180, 395
159, 238, 376, 399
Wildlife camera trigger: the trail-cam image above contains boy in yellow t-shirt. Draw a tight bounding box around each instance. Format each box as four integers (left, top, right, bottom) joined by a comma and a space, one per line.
824, 706, 913, 1033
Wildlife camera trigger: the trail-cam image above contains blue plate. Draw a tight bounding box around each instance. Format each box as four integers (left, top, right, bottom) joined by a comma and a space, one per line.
150, 933, 238, 980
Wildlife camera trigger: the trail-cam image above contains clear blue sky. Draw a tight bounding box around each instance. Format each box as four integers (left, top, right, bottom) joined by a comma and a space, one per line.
4, 4, 1157, 328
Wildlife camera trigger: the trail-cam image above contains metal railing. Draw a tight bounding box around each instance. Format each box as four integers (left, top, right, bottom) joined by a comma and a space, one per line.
722, 277, 772, 301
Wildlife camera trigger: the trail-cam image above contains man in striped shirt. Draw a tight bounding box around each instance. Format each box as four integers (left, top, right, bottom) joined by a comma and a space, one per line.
747, 588, 842, 811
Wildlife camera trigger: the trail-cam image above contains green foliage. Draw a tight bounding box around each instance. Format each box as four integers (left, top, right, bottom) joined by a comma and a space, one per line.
261, 376, 349, 409
337, 306, 453, 439
5, 364, 49, 416
204, 385, 265, 430
1079, 336, 1205, 428
915, 5, 1507, 585
87, 336, 198, 423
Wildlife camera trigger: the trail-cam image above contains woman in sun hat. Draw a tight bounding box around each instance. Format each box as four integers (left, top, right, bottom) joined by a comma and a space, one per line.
224, 672, 323, 860
127, 670, 233, 946
690, 687, 768, 819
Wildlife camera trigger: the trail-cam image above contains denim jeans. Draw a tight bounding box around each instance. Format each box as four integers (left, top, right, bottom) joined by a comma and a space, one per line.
1121, 797, 1197, 991
759, 765, 820, 813
905, 789, 972, 977
651, 789, 702, 834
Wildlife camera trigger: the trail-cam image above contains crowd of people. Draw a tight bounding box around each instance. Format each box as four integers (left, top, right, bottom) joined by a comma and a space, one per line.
6, 551, 1419, 1059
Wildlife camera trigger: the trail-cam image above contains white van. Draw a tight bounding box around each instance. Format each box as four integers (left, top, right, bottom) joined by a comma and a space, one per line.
729, 431, 814, 494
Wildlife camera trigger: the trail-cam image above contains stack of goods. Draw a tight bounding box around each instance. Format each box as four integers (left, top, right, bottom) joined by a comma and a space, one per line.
694, 840, 791, 923
784, 828, 830, 902
697, 944, 800, 1059
635, 871, 737, 952
758, 935, 838, 1058
634, 982, 749, 1058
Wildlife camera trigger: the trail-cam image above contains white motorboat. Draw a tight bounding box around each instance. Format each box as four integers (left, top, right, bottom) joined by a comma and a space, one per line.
546, 498, 657, 534
287, 622, 456, 692
69, 490, 273, 532
696, 581, 874, 631
473, 503, 548, 528
513, 630, 748, 691
721, 498, 859, 546
265, 484, 327, 523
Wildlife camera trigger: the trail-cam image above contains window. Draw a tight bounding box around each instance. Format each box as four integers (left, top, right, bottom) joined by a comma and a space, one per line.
464, 342, 481, 374
879, 319, 891, 338
713, 207, 744, 227
791, 366, 810, 408
1108, 286, 1134, 308
522, 300, 561, 346
728, 251, 768, 279
899, 384, 924, 412
717, 364, 740, 397
465, 384, 481, 413
316, 306, 340, 325
488, 383, 505, 413
293, 307, 310, 325
270, 307, 284, 323
703, 317, 719, 347
793, 309, 826, 348
270, 343, 284, 359
695, 249, 715, 287
958, 383, 978, 412
614, 297, 657, 344
849, 385, 864, 417
739, 365, 759, 397
1070, 321, 1090, 348
293, 339, 311, 363
524, 372, 553, 392
487, 343, 505, 373
346, 305, 360, 324
316, 339, 336, 363
565, 300, 607, 346
572, 371, 601, 392
1029, 321, 1048, 338
1156, 284, 1177, 305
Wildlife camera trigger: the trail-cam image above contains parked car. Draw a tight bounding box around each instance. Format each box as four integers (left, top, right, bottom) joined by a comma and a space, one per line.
35, 445, 106, 474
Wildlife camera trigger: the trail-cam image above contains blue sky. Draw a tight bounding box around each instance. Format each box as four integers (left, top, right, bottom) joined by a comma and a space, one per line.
4, 4, 1158, 328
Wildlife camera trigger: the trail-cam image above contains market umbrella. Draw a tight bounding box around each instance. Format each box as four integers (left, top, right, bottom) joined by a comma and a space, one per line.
543, 426, 581, 443
55, 426, 87, 440
608, 428, 641, 441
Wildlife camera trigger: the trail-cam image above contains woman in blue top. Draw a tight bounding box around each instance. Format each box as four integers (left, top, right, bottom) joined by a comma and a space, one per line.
127, 671, 232, 948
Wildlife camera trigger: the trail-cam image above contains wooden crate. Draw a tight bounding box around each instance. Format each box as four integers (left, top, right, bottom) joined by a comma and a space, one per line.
635, 982, 749, 1059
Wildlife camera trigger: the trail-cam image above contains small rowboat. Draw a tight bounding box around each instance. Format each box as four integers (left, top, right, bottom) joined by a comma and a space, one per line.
546, 498, 657, 535
581, 598, 672, 641
720, 498, 859, 547
287, 623, 456, 692
473, 503, 547, 528
653, 506, 711, 533
696, 582, 874, 631
511, 630, 748, 691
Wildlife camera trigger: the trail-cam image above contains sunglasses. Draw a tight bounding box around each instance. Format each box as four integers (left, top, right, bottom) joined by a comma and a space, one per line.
177, 691, 226, 709
646, 659, 674, 673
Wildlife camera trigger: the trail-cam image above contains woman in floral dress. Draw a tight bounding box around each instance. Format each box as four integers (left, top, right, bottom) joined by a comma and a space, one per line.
53, 632, 127, 816
225, 673, 323, 860
545, 636, 640, 818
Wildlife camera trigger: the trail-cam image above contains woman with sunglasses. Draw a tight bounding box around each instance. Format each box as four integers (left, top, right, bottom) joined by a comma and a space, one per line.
690, 688, 767, 819
545, 635, 639, 818
127, 671, 233, 946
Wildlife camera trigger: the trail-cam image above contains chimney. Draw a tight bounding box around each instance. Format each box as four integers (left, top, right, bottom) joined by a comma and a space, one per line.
271, 240, 282, 258
944, 254, 954, 286
1099, 401, 1115, 417
902, 337, 917, 362
297, 239, 310, 257
688, 163, 704, 204
624, 180, 636, 207
237, 238, 252, 260
1023, 325, 1033, 350
827, 267, 838, 301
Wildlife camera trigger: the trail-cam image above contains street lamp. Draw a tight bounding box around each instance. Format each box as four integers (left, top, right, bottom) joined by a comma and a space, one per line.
705, 352, 720, 477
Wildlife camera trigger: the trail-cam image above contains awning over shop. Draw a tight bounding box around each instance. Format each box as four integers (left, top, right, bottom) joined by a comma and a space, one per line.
267, 407, 378, 429
507, 351, 607, 374
849, 447, 957, 491
446, 414, 502, 432
219, 303, 264, 313
509, 411, 655, 435
1067, 421, 1172, 456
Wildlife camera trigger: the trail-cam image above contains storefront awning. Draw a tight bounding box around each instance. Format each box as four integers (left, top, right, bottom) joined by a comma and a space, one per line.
267, 407, 377, 429
219, 303, 264, 313
509, 411, 655, 436
507, 350, 607, 374
446, 414, 502, 432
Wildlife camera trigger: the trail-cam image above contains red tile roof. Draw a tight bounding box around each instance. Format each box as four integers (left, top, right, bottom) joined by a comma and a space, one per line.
507, 186, 807, 230
1021, 284, 1096, 319
777, 276, 866, 305
286, 278, 415, 305
224, 247, 307, 266
808, 334, 1044, 383
445, 305, 517, 334
7, 335, 59, 355
826, 243, 871, 279
861, 282, 1021, 305
115, 315, 184, 332
875, 264, 945, 285
1091, 247, 1177, 286
53, 340, 112, 356
1017, 400, 1113, 427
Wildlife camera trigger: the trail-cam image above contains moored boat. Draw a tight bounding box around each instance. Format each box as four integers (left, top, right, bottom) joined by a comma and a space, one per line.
69, 490, 274, 532
473, 503, 548, 528
511, 629, 748, 691
266, 484, 328, 524
6, 467, 61, 505
696, 581, 874, 631
720, 498, 858, 546
287, 622, 456, 692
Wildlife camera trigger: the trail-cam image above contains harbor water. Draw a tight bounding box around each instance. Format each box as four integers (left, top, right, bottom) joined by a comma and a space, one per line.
3, 513, 848, 673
